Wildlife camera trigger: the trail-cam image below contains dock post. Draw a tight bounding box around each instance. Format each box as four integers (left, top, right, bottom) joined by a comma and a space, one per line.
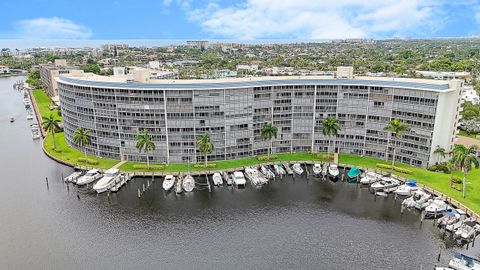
137, 188, 141, 198
142, 183, 145, 192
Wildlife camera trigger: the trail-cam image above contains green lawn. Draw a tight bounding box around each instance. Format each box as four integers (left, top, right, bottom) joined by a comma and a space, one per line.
32, 89, 61, 121
458, 130, 479, 139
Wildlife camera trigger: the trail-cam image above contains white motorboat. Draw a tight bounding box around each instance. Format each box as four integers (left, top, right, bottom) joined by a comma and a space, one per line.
446, 212, 469, 232
233, 171, 246, 187
370, 177, 400, 192
454, 220, 480, 240
394, 180, 419, 196
26, 114, 33, 120
76, 169, 102, 185
93, 168, 120, 193
162, 175, 175, 191
182, 175, 195, 192
292, 163, 304, 175
284, 164, 293, 175
448, 252, 480, 270
424, 199, 451, 219
212, 172, 223, 186
64, 171, 83, 183
359, 172, 381, 185
261, 166, 275, 179
437, 209, 465, 228
175, 176, 183, 194
222, 171, 232, 186
31, 124, 41, 139
110, 174, 127, 192
312, 164, 322, 175
274, 164, 285, 175
328, 164, 340, 178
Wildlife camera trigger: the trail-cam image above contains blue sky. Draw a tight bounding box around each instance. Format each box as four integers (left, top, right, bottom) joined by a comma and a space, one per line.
0, 0, 480, 41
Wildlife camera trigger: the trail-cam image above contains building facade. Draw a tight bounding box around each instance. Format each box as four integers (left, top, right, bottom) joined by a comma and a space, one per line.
39, 60, 82, 96
57, 75, 463, 168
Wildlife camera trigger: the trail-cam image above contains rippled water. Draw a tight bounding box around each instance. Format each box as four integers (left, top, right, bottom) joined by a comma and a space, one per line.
0, 76, 478, 269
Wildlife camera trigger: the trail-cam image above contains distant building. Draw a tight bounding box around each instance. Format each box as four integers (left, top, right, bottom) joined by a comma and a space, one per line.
0, 66, 10, 74
462, 86, 480, 105
186, 41, 209, 50
101, 44, 128, 51
236, 65, 258, 72
336, 66, 354, 79
39, 60, 82, 96
415, 71, 470, 80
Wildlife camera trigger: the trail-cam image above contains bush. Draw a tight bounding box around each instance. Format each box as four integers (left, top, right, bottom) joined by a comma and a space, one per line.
77, 158, 99, 165
452, 177, 462, 184
376, 164, 412, 174
427, 163, 451, 174
193, 163, 217, 169
257, 154, 278, 161
310, 152, 334, 161
132, 164, 164, 170
427, 165, 438, 172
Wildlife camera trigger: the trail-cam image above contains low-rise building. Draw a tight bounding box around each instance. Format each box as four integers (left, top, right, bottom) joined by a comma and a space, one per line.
0, 66, 10, 74
39, 60, 82, 96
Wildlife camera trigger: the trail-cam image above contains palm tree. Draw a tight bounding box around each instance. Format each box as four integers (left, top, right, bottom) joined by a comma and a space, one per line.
434, 145, 446, 164
197, 133, 214, 166
445, 159, 456, 187
384, 119, 410, 167
321, 116, 341, 158
73, 127, 92, 161
135, 129, 156, 168
42, 113, 61, 150
261, 123, 278, 158
452, 144, 479, 198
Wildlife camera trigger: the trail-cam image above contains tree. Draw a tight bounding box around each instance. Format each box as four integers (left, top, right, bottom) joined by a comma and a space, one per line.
322, 116, 341, 158
197, 133, 214, 166
261, 123, 278, 158
434, 145, 446, 164
445, 159, 456, 187
452, 144, 479, 198
42, 113, 61, 150
73, 127, 92, 161
135, 129, 156, 168
384, 119, 410, 167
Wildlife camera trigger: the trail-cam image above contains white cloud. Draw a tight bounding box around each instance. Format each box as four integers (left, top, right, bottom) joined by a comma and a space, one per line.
187, 0, 475, 39
15, 17, 92, 39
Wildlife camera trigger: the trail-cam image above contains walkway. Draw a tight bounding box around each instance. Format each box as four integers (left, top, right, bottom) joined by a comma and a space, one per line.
111, 160, 127, 169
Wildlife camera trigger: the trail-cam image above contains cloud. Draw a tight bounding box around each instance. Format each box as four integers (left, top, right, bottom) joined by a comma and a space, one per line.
187, 0, 478, 39
15, 17, 92, 39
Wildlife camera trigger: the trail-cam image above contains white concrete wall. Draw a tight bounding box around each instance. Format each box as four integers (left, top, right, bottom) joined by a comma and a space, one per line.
429, 80, 463, 165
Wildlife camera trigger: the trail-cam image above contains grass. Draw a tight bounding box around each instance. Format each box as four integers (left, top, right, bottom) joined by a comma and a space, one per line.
458, 130, 479, 139
32, 89, 61, 121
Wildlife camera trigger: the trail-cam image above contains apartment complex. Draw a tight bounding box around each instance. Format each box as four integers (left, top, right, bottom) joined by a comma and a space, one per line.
57, 70, 462, 168
39, 59, 83, 96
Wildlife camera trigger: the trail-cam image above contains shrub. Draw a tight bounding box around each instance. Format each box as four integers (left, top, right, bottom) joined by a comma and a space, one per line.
257, 154, 278, 161
427, 163, 451, 174
452, 177, 462, 185
376, 164, 412, 174
77, 158, 99, 165
310, 152, 334, 161
427, 165, 438, 172
193, 163, 217, 169
132, 164, 164, 170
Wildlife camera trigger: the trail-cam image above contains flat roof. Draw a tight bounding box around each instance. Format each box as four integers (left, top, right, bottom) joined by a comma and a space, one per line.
57, 75, 452, 91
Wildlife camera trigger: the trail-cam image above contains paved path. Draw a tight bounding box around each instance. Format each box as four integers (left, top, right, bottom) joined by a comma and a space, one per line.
111, 160, 127, 169
455, 135, 480, 148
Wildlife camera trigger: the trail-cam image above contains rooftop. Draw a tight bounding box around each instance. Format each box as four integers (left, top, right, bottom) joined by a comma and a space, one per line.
57, 73, 453, 91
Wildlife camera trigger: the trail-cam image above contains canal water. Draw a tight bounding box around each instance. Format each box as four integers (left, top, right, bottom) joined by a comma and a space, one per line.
1, 76, 478, 269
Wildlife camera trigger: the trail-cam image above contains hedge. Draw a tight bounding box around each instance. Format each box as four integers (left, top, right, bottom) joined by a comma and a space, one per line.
132, 164, 165, 170
77, 158, 99, 165
257, 154, 278, 161
376, 163, 412, 174
192, 163, 217, 169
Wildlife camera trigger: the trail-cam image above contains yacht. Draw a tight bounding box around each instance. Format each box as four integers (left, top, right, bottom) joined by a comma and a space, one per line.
292, 163, 304, 175
212, 173, 223, 186
312, 164, 322, 176
162, 175, 175, 191
328, 164, 340, 178
394, 180, 419, 196
182, 175, 195, 192
370, 177, 400, 192
448, 252, 480, 270
424, 199, 451, 219
454, 221, 480, 240
233, 171, 246, 187
402, 189, 432, 210
64, 171, 83, 183
222, 171, 232, 186
76, 169, 102, 185
359, 172, 381, 185
93, 168, 120, 193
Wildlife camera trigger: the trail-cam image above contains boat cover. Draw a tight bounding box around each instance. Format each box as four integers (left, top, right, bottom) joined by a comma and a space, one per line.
347, 167, 361, 178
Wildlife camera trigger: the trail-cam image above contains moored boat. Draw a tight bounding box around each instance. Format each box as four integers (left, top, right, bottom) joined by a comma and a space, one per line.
76, 169, 102, 185
292, 163, 303, 175
370, 177, 400, 192
64, 171, 83, 183
402, 189, 431, 210
347, 167, 361, 182
175, 176, 183, 194
359, 172, 381, 185
182, 175, 195, 192
233, 171, 246, 187
424, 199, 451, 219
328, 164, 339, 178
447, 252, 480, 270
222, 171, 232, 186
162, 175, 175, 191
312, 164, 322, 176
212, 172, 223, 186
92, 168, 120, 193
454, 220, 480, 240
394, 180, 419, 196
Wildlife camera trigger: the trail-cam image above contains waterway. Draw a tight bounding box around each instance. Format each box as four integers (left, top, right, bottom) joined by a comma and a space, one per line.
0, 76, 478, 269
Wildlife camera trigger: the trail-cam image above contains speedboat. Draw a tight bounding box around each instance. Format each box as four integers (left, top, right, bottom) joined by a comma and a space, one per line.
261, 166, 275, 179
64, 171, 83, 183
370, 177, 400, 192
26, 114, 33, 120
394, 180, 419, 196
328, 164, 340, 178
424, 199, 451, 219
454, 220, 480, 240
182, 175, 195, 192
92, 168, 120, 193
359, 172, 381, 185
347, 167, 361, 182
212, 172, 223, 186
312, 164, 322, 176
402, 189, 432, 210
162, 175, 175, 191
31, 124, 41, 139
274, 164, 285, 175
437, 209, 464, 228
10, 117, 14, 123
446, 211, 468, 232
222, 171, 232, 185
76, 169, 102, 185
233, 171, 246, 187
292, 163, 304, 175
448, 252, 480, 270
175, 176, 183, 194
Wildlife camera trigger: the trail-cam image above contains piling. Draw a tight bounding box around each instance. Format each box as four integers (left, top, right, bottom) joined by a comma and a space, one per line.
142, 183, 145, 192
137, 188, 141, 198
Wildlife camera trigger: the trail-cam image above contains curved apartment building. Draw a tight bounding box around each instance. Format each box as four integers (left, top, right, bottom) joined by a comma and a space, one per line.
57, 73, 463, 168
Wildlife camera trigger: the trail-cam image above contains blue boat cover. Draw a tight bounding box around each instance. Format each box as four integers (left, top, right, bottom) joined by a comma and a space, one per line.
347, 167, 361, 178
406, 180, 417, 187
